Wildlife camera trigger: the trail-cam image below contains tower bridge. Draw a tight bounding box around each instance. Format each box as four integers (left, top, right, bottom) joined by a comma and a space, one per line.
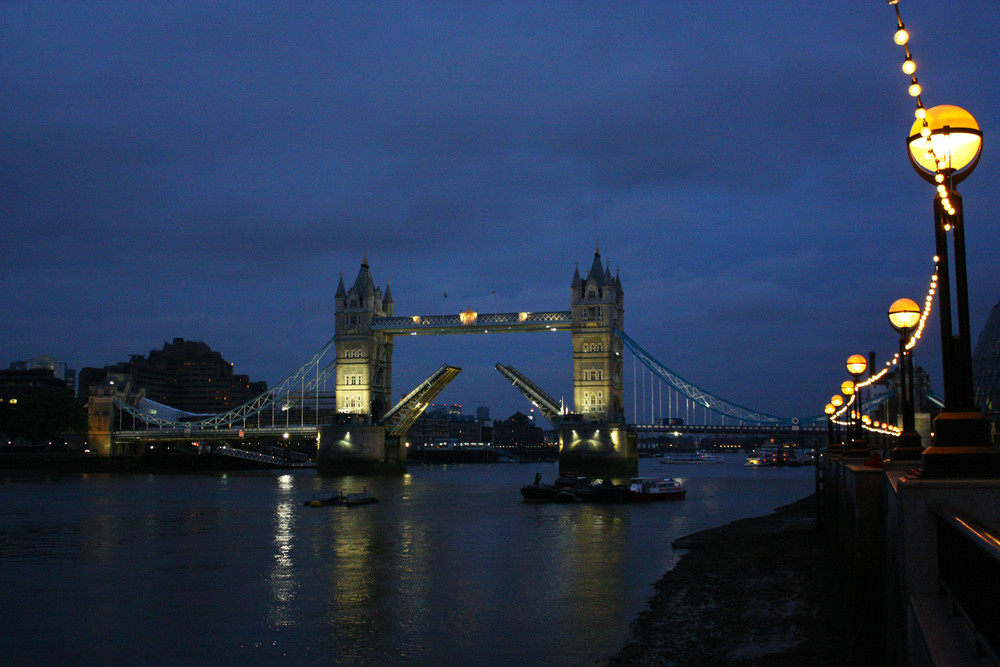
325, 247, 631, 473
97, 247, 844, 474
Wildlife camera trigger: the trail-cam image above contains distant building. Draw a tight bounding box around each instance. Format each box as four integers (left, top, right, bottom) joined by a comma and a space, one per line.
973, 298, 1000, 444
867, 364, 936, 427
409, 403, 484, 447
475, 405, 491, 424
80, 338, 266, 413
493, 411, 544, 448
0, 368, 68, 391
8, 355, 76, 395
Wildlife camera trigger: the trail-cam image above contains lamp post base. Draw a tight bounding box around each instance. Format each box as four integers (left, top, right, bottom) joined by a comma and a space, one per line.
846, 438, 869, 458
890, 431, 923, 461
933, 410, 992, 446
916, 411, 1000, 477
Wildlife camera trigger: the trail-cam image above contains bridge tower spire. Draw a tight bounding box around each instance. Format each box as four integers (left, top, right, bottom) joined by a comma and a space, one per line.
334, 256, 394, 420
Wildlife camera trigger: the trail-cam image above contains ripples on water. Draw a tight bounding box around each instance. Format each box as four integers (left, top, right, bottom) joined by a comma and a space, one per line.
0, 458, 814, 665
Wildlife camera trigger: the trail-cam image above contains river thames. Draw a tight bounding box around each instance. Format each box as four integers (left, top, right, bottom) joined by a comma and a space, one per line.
1, 456, 814, 665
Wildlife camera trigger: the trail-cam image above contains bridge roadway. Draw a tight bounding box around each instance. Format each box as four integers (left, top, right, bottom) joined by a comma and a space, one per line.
113, 425, 321, 443
114, 421, 825, 445
633, 423, 826, 436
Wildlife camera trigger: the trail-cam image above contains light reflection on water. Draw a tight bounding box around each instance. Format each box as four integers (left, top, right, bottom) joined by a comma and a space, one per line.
268, 474, 298, 627
0, 458, 814, 665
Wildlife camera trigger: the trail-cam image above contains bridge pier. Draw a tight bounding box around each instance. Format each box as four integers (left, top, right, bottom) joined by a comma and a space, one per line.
316, 423, 406, 475
87, 392, 114, 458
557, 421, 638, 478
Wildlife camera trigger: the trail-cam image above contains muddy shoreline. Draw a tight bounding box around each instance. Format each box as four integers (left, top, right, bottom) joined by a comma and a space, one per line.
607, 495, 848, 666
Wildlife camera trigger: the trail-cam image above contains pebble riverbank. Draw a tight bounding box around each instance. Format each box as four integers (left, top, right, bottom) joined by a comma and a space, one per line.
607, 495, 849, 666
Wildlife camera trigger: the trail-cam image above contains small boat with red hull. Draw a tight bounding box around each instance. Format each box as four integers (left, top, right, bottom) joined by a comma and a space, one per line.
628, 476, 686, 502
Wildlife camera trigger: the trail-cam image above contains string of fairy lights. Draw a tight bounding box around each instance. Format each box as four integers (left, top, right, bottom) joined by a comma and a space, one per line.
829, 265, 937, 434
828, 2, 947, 438
890, 0, 959, 218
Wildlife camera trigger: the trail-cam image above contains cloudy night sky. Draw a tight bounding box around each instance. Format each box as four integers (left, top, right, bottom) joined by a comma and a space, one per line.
3, 2, 999, 423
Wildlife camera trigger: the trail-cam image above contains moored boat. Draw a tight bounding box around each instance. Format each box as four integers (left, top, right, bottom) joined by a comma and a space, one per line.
628, 476, 687, 502
305, 489, 379, 507
520, 473, 634, 503
520, 472, 593, 503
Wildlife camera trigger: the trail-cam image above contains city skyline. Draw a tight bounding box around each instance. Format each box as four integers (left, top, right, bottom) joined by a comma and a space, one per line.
4, 3, 999, 421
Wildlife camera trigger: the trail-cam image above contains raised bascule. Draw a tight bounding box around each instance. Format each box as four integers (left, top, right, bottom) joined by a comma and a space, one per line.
320, 247, 638, 474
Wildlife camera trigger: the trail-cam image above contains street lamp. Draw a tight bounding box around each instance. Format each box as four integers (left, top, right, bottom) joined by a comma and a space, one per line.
907, 104, 995, 472
889, 297, 923, 459
846, 354, 868, 455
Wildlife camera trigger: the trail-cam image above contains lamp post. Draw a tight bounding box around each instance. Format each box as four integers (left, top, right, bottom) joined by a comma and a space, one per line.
831, 394, 844, 453
907, 104, 995, 472
840, 380, 857, 451
889, 297, 923, 459
846, 354, 868, 455
825, 403, 836, 451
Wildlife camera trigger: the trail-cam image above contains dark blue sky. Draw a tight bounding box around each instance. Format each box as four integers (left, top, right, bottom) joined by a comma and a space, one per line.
4, 2, 999, 422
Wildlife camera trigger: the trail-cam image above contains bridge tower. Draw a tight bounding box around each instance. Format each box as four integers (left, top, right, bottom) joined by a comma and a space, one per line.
560, 246, 636, 475
320, 256, 401, 473
334, 255, 394, 421
570, 245, 625, 422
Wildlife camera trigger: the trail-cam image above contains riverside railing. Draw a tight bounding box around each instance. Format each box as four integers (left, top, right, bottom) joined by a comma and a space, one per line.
932, 502, 1000, 662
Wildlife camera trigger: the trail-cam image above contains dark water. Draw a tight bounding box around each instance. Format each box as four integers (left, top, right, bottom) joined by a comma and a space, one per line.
0, 457, 814, 666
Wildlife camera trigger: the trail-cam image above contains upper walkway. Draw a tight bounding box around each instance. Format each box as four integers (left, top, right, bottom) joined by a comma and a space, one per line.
372, 311, 571, 335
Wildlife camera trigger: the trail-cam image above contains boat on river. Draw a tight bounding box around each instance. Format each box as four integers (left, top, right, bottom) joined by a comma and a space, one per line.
628, 476, 687, 502
520, 472, 632, 503
520, 472, 595, 503
745, 452, 774, 467
521, 473, 676, 504
660, 451, 724, 464
305, 490, 379, 507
